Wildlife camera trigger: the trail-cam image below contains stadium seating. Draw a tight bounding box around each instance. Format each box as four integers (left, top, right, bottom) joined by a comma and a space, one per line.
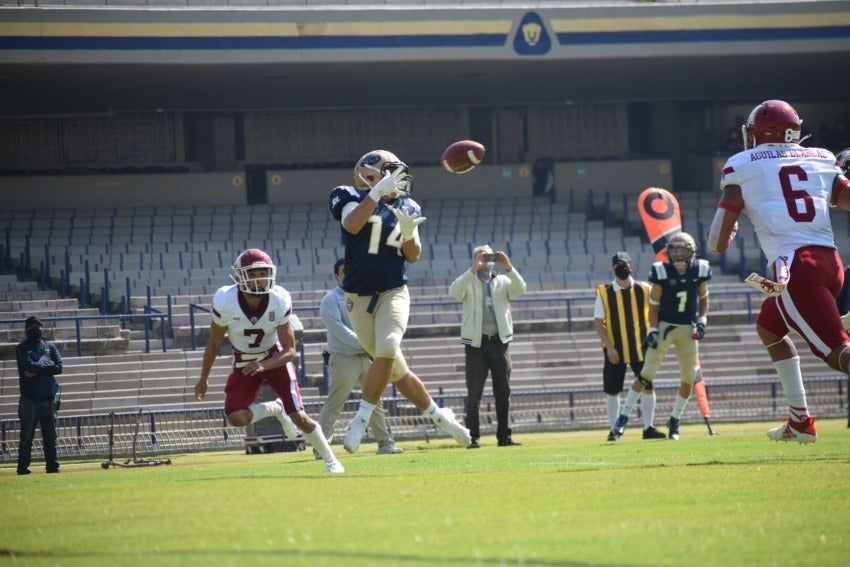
3, 192, 849, 463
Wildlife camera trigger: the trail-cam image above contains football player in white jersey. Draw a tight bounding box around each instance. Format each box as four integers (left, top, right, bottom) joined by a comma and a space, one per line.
194, 249, 344, 473
708, 100, 850, 444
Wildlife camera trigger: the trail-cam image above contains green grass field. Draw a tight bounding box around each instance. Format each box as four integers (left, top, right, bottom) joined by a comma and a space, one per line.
2, 419, 849, 567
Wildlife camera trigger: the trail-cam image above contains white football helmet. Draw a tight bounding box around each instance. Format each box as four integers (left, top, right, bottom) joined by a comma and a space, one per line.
837, 147, 850, 175
231, 249, 276, 295
667, 232, 697, 270
353, 149, 413, 196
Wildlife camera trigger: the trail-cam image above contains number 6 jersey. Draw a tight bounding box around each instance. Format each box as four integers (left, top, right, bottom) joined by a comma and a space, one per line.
720, 144, 841, 265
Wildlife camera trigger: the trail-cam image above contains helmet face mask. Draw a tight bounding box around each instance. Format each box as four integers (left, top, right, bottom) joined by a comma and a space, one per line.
667, 232, 697, 270
741, 100, 803, 150
231, 249, 276, 295
353, 149, 414, 196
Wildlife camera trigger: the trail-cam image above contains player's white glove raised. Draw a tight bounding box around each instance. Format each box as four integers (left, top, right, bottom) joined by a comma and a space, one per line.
391, 208, 427, 241
369, 169, 405, 202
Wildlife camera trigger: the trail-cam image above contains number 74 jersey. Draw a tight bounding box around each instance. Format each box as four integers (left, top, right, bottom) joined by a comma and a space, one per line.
721, 144, 841, 265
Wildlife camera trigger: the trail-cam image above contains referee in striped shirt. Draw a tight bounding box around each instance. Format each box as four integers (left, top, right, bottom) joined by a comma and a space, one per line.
593, 252, 666, 441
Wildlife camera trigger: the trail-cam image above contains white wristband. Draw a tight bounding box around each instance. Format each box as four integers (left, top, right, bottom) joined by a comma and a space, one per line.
649, 327, 658, 333
697, 316, 707, 325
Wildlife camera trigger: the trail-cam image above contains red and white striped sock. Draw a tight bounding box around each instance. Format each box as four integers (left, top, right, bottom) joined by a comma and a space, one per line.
789, 405, 810, 423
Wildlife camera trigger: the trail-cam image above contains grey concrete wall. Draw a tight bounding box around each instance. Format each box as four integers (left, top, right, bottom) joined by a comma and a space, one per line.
0, 158, 670, 209
0, 172, 248, 209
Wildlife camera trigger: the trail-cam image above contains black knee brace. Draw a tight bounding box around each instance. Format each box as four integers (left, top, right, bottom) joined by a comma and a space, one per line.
638, 375, 654, 391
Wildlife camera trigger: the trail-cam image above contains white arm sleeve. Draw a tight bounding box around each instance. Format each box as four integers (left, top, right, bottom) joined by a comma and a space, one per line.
707, 208, 737, 253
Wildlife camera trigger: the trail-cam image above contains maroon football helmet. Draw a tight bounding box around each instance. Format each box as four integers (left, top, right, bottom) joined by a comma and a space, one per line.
741, 100, 803, 149
231, 249, 275, 294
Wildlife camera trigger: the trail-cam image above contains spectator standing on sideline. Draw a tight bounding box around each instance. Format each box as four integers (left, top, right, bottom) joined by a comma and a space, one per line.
594, 252, 666, 441
15, 316, 63, 475
449, 245, 527, 448
708, 100, 850, 443
194, 248, 344, 473
317, 258, 403, 456
611, 232, 711, 441
329, 149, 471, 453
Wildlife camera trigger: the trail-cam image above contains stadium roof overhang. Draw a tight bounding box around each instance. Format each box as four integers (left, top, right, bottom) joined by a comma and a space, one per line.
1, 1, 848, 114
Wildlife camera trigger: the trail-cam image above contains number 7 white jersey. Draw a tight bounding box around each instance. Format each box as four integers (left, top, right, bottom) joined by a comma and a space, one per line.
720, 143, 841, 264
211, 284, 293, 354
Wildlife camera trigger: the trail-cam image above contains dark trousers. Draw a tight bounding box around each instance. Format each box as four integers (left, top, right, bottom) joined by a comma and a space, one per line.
18, 395, 59, 473
464, 338, 512, 442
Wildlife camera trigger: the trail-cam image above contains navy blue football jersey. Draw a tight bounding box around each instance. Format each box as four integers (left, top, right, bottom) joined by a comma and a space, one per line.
328, 185, 422, 294
648, 259, 712, 326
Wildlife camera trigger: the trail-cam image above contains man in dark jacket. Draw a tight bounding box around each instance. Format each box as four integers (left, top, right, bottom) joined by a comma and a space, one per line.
15, 316, 63, 475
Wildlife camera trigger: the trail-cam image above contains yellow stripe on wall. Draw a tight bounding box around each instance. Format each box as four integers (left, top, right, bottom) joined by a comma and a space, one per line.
0, 20, 513, 38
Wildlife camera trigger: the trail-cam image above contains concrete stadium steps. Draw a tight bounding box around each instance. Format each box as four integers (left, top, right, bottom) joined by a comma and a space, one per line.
0, 289, 130, 357
0, 349, 327, 417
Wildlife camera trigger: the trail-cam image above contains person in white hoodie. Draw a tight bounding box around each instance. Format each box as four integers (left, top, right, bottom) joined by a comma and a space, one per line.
449, 245, 526, 448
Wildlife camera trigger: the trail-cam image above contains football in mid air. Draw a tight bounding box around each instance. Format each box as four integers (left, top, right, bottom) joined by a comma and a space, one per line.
441, 140, 486, 174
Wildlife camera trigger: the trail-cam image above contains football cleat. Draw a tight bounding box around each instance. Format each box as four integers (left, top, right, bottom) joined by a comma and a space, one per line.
642, 426, 667, 440
667, 417, 680, 440
432, 408, 472, 447
343, 416, 368, 454
325, 459, 345, 474
767, 417, 817, 444
612, 414, 628, 437
376, 440, 404, 455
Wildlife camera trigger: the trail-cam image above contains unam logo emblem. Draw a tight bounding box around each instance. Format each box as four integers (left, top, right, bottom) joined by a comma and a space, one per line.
513, 12, 551, 56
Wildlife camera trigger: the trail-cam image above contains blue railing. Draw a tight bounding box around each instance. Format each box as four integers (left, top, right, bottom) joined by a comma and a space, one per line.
0, 312, 168, 356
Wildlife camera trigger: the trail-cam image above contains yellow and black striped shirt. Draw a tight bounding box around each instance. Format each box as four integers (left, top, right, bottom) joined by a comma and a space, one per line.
596, 281, 651, 364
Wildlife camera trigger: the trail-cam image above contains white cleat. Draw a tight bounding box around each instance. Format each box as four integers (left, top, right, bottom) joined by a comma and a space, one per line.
766, 417, 817, 444
343, 417, 368, 454
325, 459, 345, 474
433, 408, 472, 447
376, 440, 404, 455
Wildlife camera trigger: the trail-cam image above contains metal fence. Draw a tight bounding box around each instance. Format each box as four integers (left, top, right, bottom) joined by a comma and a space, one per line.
2, 375, 846, 464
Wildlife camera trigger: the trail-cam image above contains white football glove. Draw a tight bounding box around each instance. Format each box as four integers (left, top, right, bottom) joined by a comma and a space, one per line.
368, 169, 404, 202
392, 208, 426, 241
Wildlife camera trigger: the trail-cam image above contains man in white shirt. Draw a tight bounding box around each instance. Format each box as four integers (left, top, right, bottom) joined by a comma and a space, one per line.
449, 245, 526, 448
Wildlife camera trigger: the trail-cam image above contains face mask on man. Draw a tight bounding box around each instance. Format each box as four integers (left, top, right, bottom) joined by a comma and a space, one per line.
614, 265, 632, 280
26, 327, 42, 342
